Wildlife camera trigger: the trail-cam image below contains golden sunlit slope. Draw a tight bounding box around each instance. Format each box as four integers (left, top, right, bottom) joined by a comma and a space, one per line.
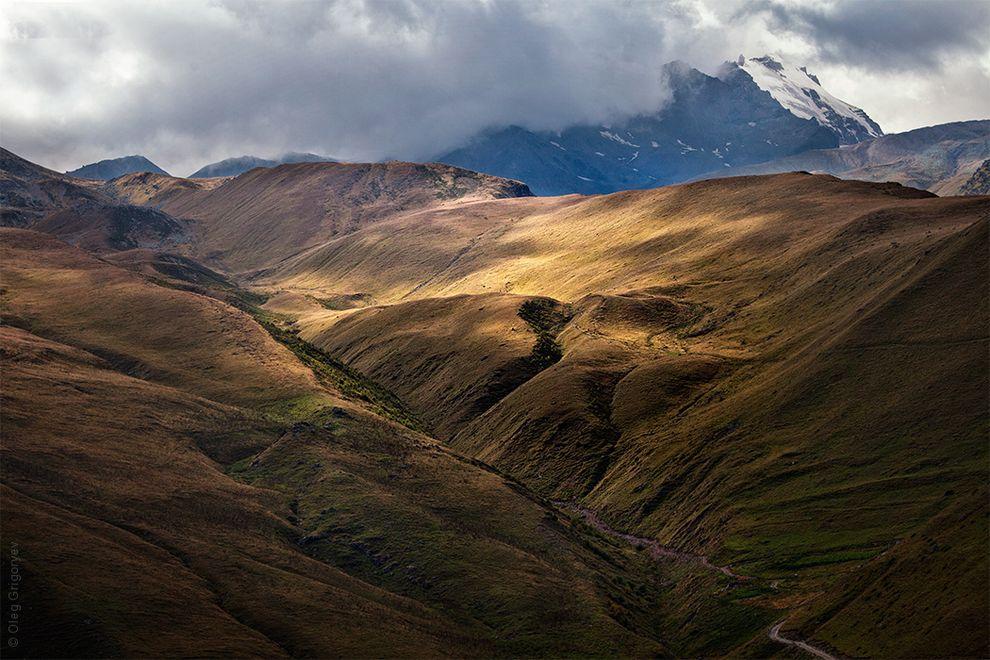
309, 292, 548, 438
262, 193, 577, 303
0, 229, 324, 411
151, 160, 533, 273
266, 173, 941, 302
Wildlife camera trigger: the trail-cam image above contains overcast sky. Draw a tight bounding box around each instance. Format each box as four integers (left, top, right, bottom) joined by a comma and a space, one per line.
2, 0, 988, 176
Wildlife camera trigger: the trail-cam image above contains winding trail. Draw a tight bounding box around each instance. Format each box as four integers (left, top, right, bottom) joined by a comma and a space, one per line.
554, 501, 749, 580
769, 622, 838, 660
556, 501, 840, 660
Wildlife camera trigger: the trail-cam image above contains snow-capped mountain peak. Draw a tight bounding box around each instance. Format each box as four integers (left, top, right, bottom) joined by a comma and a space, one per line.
731, 55, 882, 144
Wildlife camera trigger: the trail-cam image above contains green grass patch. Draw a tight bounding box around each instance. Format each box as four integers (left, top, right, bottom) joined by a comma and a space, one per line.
517, 298, 572, 370
243, 305, 428, 433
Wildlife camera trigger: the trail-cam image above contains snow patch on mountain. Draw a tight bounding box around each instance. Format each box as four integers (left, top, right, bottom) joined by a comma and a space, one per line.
732, 55, 882, 144
600, 130, 640, 147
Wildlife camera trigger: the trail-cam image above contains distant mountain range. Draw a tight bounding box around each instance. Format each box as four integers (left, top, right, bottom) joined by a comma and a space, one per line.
65, 151, 339, 182
59, 59, 987, 199
189, 152, 338, 178
437, 55, 882, 195
698, 120, 990, 195
67, 155, 169, 180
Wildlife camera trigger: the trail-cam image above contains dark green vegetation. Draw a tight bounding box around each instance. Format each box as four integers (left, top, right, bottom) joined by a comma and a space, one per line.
792, 492, 988, 658
227, 417, 775, 657
517, 297, 572, 369
313, 292, 375, 310
247, 306, 428, 433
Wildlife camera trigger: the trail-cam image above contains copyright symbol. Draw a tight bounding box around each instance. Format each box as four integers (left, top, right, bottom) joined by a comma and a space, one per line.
8, 638, 18, 647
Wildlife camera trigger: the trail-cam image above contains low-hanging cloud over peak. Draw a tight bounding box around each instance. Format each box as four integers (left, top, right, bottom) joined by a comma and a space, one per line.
2, 0, 988, 176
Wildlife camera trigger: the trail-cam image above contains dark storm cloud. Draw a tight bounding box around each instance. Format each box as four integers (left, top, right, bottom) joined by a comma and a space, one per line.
744, 0, 990, 71
1, 0, 691, 174
1, 0, 987, 175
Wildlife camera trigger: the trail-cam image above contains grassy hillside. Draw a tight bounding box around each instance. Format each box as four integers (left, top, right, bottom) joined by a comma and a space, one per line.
0, 229, 325, 413
1, 227, 773, 657
259, 173, 988, 657
103, 170, 223, 206
3, 145, 987, 658
308, 293, 549, 438
148, 160, 533, 273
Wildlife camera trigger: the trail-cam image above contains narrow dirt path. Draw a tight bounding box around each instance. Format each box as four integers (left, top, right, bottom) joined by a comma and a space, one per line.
557, 501, 842, 659
554, 501, 749, 580
769, 621, 838, 660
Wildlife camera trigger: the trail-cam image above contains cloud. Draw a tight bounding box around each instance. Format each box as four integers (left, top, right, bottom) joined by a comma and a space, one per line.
1, 0, 987, 175
743, 0, 990, 71
736, 0, 990, 132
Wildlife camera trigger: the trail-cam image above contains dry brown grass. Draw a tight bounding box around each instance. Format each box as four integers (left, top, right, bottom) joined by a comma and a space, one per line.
1, 229, 326, 410
103, 170, 224, 206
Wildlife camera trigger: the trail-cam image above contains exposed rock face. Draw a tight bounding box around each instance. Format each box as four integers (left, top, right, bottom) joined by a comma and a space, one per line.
960, 159, 990, 196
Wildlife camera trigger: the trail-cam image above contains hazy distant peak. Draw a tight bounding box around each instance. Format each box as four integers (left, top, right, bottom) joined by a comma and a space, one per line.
278, 151, 339, 164
188, 156, 275, 178
67, 155, 169, 180
190, 152, 339, 177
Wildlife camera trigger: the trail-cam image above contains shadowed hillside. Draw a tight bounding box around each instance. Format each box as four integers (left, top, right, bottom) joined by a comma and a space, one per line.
0, 148, 189, 250
1, 147, 106, 226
